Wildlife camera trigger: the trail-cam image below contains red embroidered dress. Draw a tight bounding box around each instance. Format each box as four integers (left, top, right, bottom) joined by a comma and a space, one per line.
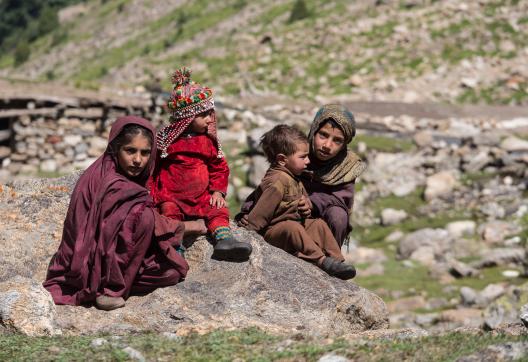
151, 133, 230, 233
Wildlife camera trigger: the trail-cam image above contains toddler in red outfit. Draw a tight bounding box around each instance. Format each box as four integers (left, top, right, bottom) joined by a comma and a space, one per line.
151, 68, 252, 262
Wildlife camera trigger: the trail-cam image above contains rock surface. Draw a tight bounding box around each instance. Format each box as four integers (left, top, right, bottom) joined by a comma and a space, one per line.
0, 173, 389, 336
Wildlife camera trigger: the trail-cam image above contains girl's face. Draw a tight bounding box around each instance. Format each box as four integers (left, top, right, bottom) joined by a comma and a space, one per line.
117, 134, 152, 178
313, 122, 345, 161
190, 109, 214, 133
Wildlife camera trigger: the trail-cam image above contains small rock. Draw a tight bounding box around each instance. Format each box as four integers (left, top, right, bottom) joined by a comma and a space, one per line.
380, 208, 408, 226
500, 136, 528, 152
162, 332, 182, 341
460, 286, 478, 306
318, 353, 351, 362
385, 230, 404, 243
424, 171, 458, 201
479, 221, 520, 244
448, 258, 479, 278
479, 284, 506, 305
409, 246, 435, 266
40, 159, 58, 174
457, 342, 528, 362
461, 77, 478, 88
122, 347, 146, 362
476, 248, 525, 268
502, 270, 520, 278
344, 247, 387, 264
387, 296, 428, 314
520, 303, 528, 328
90, 338, 108, 348
446, 220, 476, 238
413, 131, 433, 148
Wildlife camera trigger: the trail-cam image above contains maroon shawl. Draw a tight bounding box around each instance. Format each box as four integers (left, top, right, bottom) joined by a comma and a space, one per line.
44, 116, 188, 305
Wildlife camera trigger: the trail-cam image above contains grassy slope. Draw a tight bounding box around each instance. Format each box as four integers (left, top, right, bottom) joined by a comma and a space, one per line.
1, 328, 527, 361
1, 0, 527, 104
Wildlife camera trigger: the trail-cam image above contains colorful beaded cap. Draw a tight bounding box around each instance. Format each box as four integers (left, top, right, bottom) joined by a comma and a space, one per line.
167, 68, 214, 121
157, 67, 223, 159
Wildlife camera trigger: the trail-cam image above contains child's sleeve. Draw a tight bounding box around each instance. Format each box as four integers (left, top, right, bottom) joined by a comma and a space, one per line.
247, 182, 284, 233
207, 151, 230, 195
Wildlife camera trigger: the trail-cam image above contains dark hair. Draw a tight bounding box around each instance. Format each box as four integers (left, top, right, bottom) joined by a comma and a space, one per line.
109, 124, 153, 154
319, 118, 342, 132
260, 124, 308, 164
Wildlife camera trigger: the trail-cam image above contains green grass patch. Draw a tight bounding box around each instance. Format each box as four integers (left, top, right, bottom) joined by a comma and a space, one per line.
356, 255, 450, 301
353, 134, 415, 153
371, 187, 426, 216
1, 329, 526, 361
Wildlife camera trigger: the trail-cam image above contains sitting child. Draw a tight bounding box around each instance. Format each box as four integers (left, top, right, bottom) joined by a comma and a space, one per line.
243, 124, 356, 279
150, 68, 252, 262
237, 104, 365, 247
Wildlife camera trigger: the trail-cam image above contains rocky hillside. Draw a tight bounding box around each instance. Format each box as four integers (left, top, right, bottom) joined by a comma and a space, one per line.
1, 0, 527, 105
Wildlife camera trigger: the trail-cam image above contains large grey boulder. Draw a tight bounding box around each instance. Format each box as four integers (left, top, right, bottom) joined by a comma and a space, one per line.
0, 173, 388, 336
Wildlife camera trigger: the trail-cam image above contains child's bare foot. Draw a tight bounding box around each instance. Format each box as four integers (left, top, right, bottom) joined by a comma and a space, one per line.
183, 219, 207, 236
320, 257, 356, 280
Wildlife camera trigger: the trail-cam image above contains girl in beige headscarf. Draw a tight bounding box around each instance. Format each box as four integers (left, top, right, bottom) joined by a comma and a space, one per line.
301, 104, 366, 246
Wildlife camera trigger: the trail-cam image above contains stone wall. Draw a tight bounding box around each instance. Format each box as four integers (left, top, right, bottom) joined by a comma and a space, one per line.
0, 91, 166, 182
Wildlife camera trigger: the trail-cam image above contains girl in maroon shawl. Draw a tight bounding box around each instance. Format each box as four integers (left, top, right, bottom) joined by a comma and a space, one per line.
237, 104, 366, 247
44, 116, 200, 311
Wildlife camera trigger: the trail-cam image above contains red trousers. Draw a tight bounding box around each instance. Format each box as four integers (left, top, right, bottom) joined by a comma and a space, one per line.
159, 201, 229, 234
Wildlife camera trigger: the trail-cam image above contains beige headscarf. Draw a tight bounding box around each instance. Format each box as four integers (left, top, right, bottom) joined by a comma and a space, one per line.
307, 104, 366, 185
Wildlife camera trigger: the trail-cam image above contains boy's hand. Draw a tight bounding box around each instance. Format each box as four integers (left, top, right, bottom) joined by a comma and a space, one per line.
210, 191, 226, 209
237, 214, 250, 227
298, 196, 312, 218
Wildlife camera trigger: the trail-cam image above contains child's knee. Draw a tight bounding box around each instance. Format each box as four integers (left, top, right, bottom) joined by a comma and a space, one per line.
159, 202, 183, 220
325, 207, 348, 227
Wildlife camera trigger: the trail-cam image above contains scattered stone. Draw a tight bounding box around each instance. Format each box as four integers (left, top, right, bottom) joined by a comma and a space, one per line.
397, 228, 452, 260
318, 353, 351, 362
479, 221, 520, 244
479, 284, 506, 305
456, 342, 528, 362
502, 270, 520, 278
90, 338, 108, 348
446, 220, 476, 238
460, 287, 478, 306
500, 136, 528, 152
413, 131, 433, 148
385, 230, 404, 243
380, 208, 408, 226
476, 248, 525, 268
520, 303, 528, 328
448, 258, 479, 278
424, 171, 458, 201
387, 296, 427, 314
122, 347, 146, 362
439, 308, 483, 328
344, 247, 387, 264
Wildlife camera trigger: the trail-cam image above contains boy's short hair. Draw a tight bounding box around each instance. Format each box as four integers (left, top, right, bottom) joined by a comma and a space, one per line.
260, 125, 308, 164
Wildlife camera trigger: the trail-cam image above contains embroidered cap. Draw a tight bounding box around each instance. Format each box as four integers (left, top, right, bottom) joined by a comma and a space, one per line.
157, 67, 223, 159
167, 68, 214, 122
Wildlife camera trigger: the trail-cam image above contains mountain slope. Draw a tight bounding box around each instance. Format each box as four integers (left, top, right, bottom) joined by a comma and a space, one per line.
1, 0, 527, 105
